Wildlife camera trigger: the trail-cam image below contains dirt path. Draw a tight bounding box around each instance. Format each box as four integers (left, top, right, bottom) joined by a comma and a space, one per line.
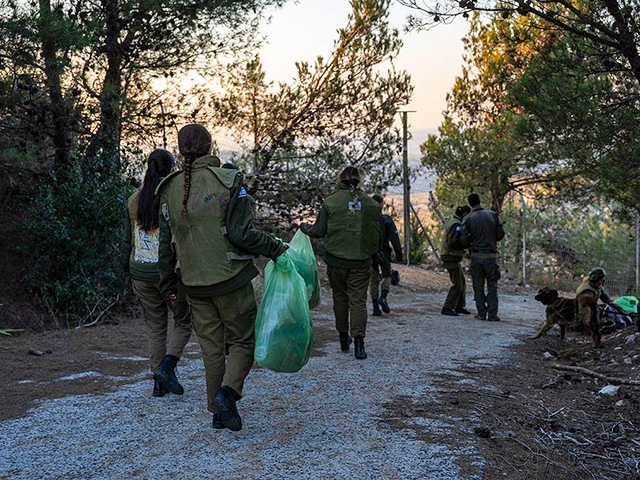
0, 269, 542, 480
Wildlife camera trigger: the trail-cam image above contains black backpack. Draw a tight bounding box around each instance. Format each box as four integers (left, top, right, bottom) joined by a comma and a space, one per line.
448, 223, 469, 251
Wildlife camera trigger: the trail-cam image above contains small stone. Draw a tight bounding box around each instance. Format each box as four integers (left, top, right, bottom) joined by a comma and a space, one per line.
28, 349, 45, 357
474, 426, 492, 438
633, 355, 639, 360
543, 352, 554, 360
598, 385, 621, 396
615, 400, 625, 408
626, 333, 640, 344
624, 357, 632, 365
505, 431, 517, 439
614, 346, 623, 351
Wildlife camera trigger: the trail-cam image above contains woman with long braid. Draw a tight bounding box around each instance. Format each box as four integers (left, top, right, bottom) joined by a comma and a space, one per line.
157, 124, 286, 432
124, 149, 192, 398
301, 166, 380, 359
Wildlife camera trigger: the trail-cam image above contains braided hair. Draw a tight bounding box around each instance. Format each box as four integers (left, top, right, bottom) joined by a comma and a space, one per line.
338, 166, 361, 210
137, 149, 175, 232
177, 124, 212, 214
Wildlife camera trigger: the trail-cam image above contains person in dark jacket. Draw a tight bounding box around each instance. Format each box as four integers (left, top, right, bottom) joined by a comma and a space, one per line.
461, 193, 505, 322
301, 167, 380, 359
157, 124, 286, 432
440, 205, 471, 316
124, 149, 192, 398
370, 194, 403, 316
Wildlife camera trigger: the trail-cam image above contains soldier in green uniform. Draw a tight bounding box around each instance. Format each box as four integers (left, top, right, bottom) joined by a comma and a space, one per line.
575, 267, 612, 347
301, 166, 380, 359
440, 205, 471, 317
370, 194, 403, 317
461, 193, 505, 322
157, 124, 286, 432
124, 149, 192, 397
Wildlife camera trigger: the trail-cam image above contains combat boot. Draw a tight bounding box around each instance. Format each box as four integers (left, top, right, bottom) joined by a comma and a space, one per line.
152, 379, 167, 397
339, 331, 352, 353
372, 300, 382, 317
154, 354, 184, 395
379, 290, 391, 313
212, 413, 224, 430
213, 386, 242, 432
354, 336, 367, 360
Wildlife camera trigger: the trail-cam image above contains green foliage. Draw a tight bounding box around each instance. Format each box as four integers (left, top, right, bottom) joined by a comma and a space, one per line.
23, 159, 132, 319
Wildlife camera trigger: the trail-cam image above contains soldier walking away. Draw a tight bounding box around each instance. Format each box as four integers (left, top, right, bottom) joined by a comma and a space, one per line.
575, 267, 613, 347
370, 194, 403, 317
157, 124, 286, 432
440, 205, 471, 317
301, 167, 380, 360
461, 193, 505, 322
124, 149, 192, 398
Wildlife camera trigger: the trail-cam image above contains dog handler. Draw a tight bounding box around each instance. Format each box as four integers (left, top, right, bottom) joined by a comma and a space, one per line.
575, 267, 612, 347
370, 194, 403, 317
157, 124, 286, 431
301, 166, 380, 359
461, 193, 505, 322
124, 149, 192, 398
440, 205, 471, 317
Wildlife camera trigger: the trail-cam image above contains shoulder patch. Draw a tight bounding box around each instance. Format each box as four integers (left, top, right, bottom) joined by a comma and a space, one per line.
154, 170, 182, 196
238, 187, 247, 198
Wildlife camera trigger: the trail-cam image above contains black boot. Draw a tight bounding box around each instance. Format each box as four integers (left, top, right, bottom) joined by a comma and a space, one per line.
154, 354, 184, 395
213, 386, 242, 432
339, 331, 352, 353
379, 290, 391, 313
372, 300, 382, 316
212, 413, 224, 430
152, 379, 167, 397
354, 336, 367, 360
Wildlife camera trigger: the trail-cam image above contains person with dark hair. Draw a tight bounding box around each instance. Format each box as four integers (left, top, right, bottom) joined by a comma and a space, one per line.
124, 149, 192, 398
301, 166, 380, 359
157, 124, 286, 432
370, 194, 403, 316
461, 193, 506, 321
440, 205, 471, 316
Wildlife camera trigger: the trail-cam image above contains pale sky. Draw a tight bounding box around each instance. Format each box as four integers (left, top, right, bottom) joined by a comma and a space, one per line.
260, 0, 469, 146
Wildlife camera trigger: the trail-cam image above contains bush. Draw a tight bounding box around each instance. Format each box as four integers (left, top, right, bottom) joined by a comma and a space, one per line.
23, 159, 133, 323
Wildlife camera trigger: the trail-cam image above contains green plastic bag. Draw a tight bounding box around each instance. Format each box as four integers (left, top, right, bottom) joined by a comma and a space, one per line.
614, 296, 639, 314
287, 230, 322, 309
254, 252, 314, 373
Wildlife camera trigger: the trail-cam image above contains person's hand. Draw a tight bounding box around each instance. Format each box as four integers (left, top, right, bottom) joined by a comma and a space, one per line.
168, 293, 177, 305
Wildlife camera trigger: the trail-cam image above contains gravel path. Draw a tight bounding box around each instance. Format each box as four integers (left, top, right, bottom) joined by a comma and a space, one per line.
0, 290, 541, 480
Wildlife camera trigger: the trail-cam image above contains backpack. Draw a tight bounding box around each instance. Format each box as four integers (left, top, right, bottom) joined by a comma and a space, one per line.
448, 223, 468, 251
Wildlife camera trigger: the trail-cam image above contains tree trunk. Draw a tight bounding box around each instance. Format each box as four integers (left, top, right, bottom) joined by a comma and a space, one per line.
38, 0, 71, 181
86, 0, 122, 168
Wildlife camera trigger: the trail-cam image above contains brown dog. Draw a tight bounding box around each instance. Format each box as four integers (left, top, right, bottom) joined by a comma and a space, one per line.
530, 287, 600, 345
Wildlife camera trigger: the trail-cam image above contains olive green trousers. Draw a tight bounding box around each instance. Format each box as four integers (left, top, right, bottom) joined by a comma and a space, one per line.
187, 283, 257, 413
443, 261, 466, 311
132, 279, 192, 373
327, 266, 371, 338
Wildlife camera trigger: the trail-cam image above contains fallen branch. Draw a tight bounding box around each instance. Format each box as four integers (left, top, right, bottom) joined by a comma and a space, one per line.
76, 295, 119, 329
550, 364, 640, 386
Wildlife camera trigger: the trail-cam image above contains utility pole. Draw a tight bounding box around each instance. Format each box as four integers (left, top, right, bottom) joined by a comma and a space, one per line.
518, 190, 528, 286
400, 110, 415, 266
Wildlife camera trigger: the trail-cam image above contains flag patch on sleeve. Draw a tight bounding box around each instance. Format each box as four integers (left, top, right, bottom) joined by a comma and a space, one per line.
238, 187, 247, 198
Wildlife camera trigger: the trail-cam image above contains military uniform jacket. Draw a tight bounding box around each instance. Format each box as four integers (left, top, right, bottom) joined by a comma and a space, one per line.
576, 278, 612, 305
440, 214, 464, 263
461, 206, 505, 258
301, 183, 380, 268
156, 155, 284, 299
124, 191, 161, 281
378, 214, 403, 262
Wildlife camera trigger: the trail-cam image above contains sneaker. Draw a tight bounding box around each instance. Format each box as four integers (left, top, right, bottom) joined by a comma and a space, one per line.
441, 308, 459, 317
455, 308, 471, 315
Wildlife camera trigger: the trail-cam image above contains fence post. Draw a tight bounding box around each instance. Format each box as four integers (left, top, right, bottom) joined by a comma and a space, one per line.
518, 191, 527, 286
401, 111, 411, 266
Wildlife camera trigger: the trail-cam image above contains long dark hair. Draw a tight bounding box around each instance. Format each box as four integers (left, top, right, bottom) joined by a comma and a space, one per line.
137, 149, 175, 232
178, 124, 212, 214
